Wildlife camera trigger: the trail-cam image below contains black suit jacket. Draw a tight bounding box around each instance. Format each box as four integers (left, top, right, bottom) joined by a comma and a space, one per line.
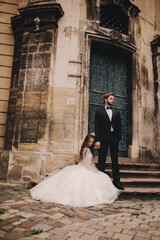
95, 107, 122, 142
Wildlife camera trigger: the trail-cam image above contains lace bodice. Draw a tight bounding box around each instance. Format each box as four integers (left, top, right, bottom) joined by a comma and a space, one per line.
79, 148, 98, 172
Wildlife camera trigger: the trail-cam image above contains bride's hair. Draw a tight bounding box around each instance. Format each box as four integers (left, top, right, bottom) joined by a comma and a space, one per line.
79, 134, 95, 161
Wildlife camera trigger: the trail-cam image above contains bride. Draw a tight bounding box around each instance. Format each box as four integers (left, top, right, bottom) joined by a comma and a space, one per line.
30, 133, 120, 207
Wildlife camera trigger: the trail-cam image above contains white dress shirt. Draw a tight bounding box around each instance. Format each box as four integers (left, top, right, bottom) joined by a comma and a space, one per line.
105, 106, 114, 132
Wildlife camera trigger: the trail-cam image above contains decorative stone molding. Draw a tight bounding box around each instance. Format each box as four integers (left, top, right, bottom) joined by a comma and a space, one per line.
86, 26, 136, 53
12, 3, 64, 33
34, 17, 41, 42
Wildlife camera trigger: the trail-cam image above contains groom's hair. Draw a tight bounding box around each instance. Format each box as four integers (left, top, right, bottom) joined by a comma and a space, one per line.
103, 92, 114, 100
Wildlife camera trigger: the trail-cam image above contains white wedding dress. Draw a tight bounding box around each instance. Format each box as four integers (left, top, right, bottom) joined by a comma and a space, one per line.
30, 148, 120, 207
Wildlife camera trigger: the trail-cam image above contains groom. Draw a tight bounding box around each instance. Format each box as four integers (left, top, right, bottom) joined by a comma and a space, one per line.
94, 93, 124, 190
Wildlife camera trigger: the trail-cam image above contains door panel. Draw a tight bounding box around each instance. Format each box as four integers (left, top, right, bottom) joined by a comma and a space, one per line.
88, 44, 131, 157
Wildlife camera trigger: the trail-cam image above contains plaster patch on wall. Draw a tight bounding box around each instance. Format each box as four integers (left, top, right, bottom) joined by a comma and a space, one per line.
67, 96, 75, 105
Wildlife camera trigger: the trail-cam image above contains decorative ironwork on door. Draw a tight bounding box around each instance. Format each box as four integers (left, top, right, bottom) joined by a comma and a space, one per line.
88, 44, 131, 157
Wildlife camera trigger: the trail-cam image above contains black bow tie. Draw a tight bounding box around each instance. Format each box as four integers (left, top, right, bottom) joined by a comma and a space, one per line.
106, 107, 112, 110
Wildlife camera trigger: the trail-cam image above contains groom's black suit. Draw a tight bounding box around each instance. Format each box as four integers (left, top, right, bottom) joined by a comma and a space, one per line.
95, 107, 122, 185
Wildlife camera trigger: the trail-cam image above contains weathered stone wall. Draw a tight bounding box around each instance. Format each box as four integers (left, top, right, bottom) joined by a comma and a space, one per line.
130, 0, 160, 160
1, 0, 160, 183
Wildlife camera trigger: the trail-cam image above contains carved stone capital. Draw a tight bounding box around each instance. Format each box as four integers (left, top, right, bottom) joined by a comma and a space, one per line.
11, 2, 64, 33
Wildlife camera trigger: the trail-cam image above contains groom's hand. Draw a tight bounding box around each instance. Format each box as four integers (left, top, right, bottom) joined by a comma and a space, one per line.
94, 141, 100, 149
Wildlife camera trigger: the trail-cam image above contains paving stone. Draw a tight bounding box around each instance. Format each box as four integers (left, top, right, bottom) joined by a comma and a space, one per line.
47, 235, 68, 240
66, 230, 83, 237
5, 216, 21, 223
52, 221, 64, 228
121, 229, 136, 236
68, 238, 81, 240
149, 222, 160, 228
18, 237, 36, 240
0, 214, 16, 220
36, 217, 56, 225
48, 210, 58, 215
79, 234, 100, 240
78, 215, 90, 220
104, 226, 123, 233
0, 224, 14, 232
17, 211, 36, 218
12, 221, 22, 226
132, 237, 147, 240
33, 232, 51, 238
58, 219, 72, 225
113, 233, 133, 240
99, 221, 115, 227
7, 209, 19, 214
49, 227, 68, 235
0, 229, 6, 237
31, 223, 53, 232
94, 230, 114, 237
90, 224, 105, 230
132, 226, 148, 232
0, 221, 9, 227
50, 213, 64, 220
151, 235, 160, 240
5, 228, 25, 240
148, 229, 160, 236
60, 209, 77, 218
79, 227, 97, 234
99, 237, 115, 240
135, 231, 151, 239
20, 220, 37, 228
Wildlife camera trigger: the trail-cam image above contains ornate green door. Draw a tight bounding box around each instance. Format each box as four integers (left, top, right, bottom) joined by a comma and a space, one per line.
88, 43, 131, 157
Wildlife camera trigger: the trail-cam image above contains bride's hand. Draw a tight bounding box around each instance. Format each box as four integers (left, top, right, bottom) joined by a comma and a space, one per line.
94, 142, 100, 149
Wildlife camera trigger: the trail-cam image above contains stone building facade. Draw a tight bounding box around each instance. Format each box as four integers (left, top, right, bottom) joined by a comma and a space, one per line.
0, 0, 160, 182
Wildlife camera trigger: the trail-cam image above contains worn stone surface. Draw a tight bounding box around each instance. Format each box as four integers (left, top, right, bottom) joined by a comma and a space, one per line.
0, 183, 160, 240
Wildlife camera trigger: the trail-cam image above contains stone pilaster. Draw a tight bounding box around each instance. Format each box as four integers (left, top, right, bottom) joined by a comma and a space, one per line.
151, 35, 160, 160
3, 2, 64, 182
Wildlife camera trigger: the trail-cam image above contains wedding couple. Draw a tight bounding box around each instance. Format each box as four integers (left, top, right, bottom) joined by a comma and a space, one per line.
30, 93, 124, 207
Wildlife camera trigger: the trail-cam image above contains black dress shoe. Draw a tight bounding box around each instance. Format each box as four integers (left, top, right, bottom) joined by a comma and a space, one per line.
114, 183, 125, 190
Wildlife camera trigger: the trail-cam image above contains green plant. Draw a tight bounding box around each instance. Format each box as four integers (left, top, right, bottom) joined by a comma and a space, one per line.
0, 210, 5, 215
154, 196, 160, 200
26, 182, 32, 189
32, 229, 43, 234
25, 233, 32, 237
99, 208, 105, 211
139, 204, 143, 207
24, 229, 43, 237
43, 216, 51, 219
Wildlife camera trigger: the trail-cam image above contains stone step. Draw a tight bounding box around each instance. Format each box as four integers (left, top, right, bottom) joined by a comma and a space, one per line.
95, 156, 160, 164
105, 162, 160, 171
120, 178, 160, 188
120, 187, 160, 199
105, 169, 160, 178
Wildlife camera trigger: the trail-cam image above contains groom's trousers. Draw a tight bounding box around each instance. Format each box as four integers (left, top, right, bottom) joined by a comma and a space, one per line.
97, 132, 120, 184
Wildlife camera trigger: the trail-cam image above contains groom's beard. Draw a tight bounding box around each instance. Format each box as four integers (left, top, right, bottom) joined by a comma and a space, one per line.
107, 101, 113, 106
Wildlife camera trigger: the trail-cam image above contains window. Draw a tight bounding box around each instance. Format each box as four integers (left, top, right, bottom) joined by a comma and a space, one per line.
100, 4, 128, 35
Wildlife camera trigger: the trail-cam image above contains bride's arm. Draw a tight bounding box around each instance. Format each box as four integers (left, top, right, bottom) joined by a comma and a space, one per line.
81, 148, 98, 172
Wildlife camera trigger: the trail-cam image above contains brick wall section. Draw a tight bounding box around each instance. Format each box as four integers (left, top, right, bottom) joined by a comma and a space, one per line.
0, 0, 18, 150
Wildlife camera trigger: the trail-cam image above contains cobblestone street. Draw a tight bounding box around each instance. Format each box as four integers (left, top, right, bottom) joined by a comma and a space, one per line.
0, 183, 159, 240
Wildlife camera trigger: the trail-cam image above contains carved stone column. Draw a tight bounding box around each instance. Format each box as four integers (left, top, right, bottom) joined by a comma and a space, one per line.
3, 2, 63, 182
